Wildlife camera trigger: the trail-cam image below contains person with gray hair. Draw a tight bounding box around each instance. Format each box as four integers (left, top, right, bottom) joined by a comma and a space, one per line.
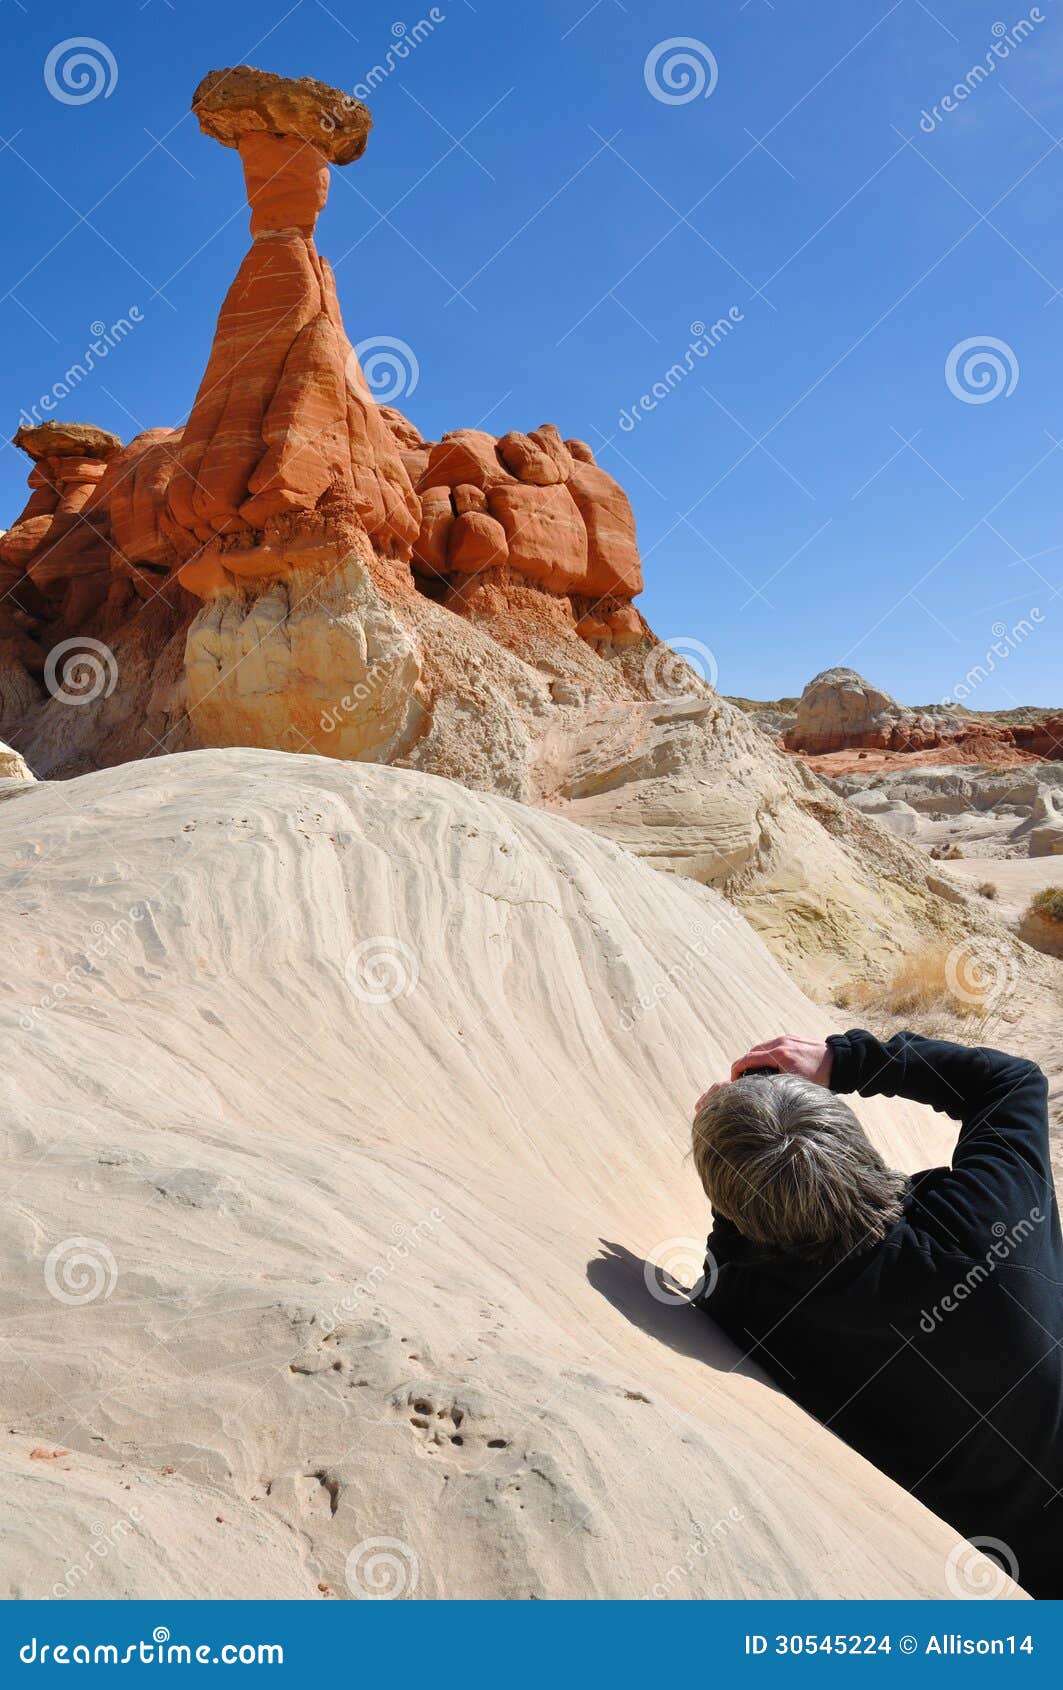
690, 1028, 1061, 1599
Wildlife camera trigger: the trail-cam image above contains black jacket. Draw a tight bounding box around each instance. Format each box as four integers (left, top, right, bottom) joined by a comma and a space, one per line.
698, 1029, 1061, 1598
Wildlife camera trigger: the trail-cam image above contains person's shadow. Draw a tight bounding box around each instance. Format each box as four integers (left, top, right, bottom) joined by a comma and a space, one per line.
587, 1239, 774, 1384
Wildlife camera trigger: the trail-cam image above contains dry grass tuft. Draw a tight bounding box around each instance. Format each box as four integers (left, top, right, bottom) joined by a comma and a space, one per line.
844, 942, 991, 1025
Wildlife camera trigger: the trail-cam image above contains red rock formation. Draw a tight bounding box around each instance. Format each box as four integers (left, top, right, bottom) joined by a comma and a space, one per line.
1015, 717, 1063, 759
0, 65, 656, 769
1, 65, 648, 673
0, 423, 124, 665
67, 65, 647, 651
796, 744, 1052, 778
406, 421, 643, 646
101, 427, 184, 589
783, 667, 1063, 766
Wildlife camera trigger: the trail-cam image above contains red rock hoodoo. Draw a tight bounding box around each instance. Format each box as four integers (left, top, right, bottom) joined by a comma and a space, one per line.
163, 66, 420, 597
0, 64, 647, 710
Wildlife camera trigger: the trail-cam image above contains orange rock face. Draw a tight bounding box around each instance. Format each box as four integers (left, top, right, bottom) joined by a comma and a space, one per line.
407, 422, 643, 618
240, 131, 329, 238
0, 423, 126, 661
102, 427, 183, 581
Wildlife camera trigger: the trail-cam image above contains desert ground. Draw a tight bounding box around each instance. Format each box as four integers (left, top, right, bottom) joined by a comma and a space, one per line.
1, 747, 1002, 1601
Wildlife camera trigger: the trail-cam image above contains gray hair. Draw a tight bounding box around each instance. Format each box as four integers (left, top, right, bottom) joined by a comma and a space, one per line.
692, 1073, 907, 1261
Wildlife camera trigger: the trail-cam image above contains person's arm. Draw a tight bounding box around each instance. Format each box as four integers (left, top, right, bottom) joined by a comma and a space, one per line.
828, 1027, 1051, 1188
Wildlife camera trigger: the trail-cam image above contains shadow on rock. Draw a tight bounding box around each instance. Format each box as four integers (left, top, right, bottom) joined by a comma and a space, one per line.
588, 1238, 773, 1384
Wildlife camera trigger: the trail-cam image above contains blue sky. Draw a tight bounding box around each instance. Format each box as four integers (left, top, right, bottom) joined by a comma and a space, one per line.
2, 0, 1061, 706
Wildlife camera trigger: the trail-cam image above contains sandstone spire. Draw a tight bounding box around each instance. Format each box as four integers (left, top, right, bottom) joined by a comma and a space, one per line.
163, 65, 420, 597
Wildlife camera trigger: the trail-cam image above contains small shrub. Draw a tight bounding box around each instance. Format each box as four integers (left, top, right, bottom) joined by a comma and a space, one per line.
1020, 887, 1063, 959
1027, 887, 1063, 924
977, 881, 998, 900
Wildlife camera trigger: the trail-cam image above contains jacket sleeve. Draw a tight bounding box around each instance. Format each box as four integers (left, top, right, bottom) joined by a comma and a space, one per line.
827, 1028, 1052, 1192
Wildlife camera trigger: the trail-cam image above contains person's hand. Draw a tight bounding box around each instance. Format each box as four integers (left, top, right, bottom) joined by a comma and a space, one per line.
730, 1035, 832, 1088
694, 1081, 727, 1113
